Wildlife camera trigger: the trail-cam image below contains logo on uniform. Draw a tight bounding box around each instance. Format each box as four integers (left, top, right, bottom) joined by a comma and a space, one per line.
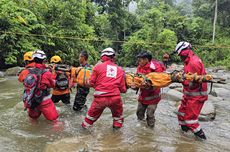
106, 65, 117, 78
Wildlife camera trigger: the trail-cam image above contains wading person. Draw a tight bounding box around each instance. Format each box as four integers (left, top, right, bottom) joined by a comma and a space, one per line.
73, 51, 92, 111
173, 41, 208, 140
135, 51, 166, 128
21, 50, 59, 122
50, 55, 71, 106
81, 48, 127, 129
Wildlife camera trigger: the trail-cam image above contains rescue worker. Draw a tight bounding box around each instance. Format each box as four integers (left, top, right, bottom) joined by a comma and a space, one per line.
22, 50, 59, 121
135, 51, 166, 128
18, 51, 35, 82
50, 55, 71, 105
82, 48, 127, 129
73, 51, 91, 111
173, 41, 208, 140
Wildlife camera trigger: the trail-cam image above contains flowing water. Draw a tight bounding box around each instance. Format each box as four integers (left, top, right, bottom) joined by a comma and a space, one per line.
0, 76, 230, 152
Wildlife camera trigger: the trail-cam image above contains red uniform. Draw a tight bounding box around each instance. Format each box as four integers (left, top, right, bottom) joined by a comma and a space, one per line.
136, 60, 165, 127
82, 60, 127, 128
137, 60, 164, 105
21, 63, 59, 121
177, 50, 208, 133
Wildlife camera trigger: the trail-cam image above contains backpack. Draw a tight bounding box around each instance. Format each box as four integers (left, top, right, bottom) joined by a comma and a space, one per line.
23, 68, 48, 109
150, 60, 166, 72
55, 71, 69, 90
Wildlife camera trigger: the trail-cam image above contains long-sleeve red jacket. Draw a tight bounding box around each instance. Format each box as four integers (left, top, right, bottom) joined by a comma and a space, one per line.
89, 60, 127, 97
137, 60, 165, 105
182, 50, 208, 100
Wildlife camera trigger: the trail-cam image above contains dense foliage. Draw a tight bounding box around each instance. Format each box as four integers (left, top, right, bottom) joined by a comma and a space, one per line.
0, 0, 229, 69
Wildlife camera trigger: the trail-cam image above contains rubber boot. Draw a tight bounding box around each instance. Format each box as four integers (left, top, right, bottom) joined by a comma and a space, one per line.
194, 129, 207, 140
181, 125, 190, 132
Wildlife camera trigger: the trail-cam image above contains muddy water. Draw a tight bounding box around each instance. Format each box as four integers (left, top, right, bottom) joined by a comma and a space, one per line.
0, 76, 230, 152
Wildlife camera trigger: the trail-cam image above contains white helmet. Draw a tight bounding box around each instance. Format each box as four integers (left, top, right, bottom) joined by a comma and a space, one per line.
32, 50, 47, 59
101, 47, 115, 57
174, 41, 191, 55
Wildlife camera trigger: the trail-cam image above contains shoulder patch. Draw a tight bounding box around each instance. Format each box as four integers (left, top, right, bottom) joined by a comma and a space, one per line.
150, 62, 156, 70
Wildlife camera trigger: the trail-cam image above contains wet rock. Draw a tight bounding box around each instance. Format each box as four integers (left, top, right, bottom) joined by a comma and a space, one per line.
199, 100, 216, 121
217, 70, 226, 73
166, 63, 183, 73
213, 88, 230, 98
208, 94, 224, 102
211, 66, 226, 73
5, 67, 23, 76
162, 89, 183, 102
173, 94, 217, 121
0, 78, 6, 83
123, 67, 136, 73
0, 71, 4, 78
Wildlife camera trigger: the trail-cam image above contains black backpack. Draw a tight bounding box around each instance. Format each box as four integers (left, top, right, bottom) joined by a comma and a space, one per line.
56, 72, 69, 90
23, 68, 49, 109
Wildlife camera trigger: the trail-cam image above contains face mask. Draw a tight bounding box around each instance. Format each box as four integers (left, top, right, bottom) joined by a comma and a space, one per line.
179, 49, 190, 62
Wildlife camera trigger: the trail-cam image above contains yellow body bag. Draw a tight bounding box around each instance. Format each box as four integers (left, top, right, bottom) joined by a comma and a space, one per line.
71, 66, 93, 86
126, 72, 214, 89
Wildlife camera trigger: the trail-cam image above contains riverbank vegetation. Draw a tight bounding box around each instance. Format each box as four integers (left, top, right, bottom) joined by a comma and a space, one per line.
0, 0, 229, 69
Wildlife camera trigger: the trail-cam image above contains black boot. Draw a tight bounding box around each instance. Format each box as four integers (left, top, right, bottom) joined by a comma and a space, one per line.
194, 129, 207, 140
181, 125, 190, 132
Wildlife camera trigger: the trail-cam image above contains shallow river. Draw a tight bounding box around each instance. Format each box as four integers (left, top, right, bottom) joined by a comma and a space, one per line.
0, 77, 230, 152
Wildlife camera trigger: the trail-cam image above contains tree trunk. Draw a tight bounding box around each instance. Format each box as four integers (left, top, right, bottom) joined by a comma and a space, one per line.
212, 0, 218, 44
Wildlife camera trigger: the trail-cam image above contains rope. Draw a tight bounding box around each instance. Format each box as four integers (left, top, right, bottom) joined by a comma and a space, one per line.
1, 30, 230, 49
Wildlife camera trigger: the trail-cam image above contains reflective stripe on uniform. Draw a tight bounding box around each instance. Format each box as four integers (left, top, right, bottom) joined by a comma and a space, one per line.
82, 121, 92, 127
43, 94, 52, 101
86, 114, 96, 121
113, 116, 123, 120
179, 119, 198, 125
94, 91, 107, 95
116, 120, 123, 124
144, 94, 161, 101
175, 111, 185, 117
184, 91, 207, 96
193, 125, 201, 133
113, 117, 123, 124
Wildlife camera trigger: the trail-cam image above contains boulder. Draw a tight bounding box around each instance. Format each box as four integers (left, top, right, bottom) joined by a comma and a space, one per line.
0, 78, 6, 83
166, 63, 183, 73
5, 67, 23, 76
0, 71, 4, 78
173, 94, 218, 121
162, 89, 183, 102
213, 88, 230, 98
123, 67, 136, 73
199, 100, 216, 121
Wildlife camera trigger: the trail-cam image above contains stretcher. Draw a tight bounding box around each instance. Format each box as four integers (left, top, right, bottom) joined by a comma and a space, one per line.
125, 71, 225, 89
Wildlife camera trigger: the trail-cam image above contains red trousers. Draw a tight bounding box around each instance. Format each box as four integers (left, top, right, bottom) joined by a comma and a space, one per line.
27, 98, 59, 121
82, 95, 124, 128
177, 96, 206, 133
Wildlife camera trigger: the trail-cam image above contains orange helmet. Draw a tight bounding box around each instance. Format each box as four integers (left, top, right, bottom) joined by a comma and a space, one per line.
23, 51, 34, 61
50, 55, 62, 63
